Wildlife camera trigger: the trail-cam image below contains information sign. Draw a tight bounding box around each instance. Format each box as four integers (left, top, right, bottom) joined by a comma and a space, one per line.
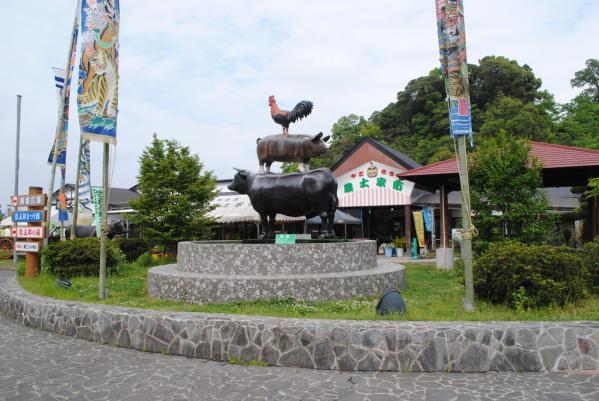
275, 234, 297, 244
14, 194, 46, 207
11, 226, 44, 239
15, 242, 40, 253
13, 211, 44, 223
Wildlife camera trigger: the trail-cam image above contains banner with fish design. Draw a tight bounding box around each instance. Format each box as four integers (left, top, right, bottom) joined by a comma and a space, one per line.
435, 0, 472, 137
47, 8, 79, 168
78, 140, 94, 213
78, 0, 119, 144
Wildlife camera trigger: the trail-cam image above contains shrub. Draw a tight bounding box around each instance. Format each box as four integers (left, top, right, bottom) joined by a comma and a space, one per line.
582, 237, 599, 294
136, 252, 153, 267
473, 241, 588, 308
113, 237, 151, 261
42, 238, 125, 278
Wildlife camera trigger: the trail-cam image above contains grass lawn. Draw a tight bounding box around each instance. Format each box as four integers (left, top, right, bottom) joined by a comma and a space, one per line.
16, 261, 599, 321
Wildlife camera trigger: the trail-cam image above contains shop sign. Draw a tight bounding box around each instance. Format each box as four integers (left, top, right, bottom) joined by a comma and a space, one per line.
340, 161, 406, 194
13, 194, 46, 207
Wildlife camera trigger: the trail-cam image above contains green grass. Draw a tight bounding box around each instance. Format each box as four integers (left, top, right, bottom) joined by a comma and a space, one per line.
17, 261, 599, 321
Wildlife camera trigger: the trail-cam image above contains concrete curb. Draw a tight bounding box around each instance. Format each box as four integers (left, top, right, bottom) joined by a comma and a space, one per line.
1, 270, 598, 372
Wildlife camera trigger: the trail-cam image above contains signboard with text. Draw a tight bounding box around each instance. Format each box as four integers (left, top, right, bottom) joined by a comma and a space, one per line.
275, 234, 297, 245
15, 242, 40, 253
11, 226, 44, 239
11, 194, 46, 207
13, 211, 44, 223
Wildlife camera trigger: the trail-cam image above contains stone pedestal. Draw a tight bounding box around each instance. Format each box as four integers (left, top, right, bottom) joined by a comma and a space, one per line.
148, 240, 405, 304
435, 247, 454, 270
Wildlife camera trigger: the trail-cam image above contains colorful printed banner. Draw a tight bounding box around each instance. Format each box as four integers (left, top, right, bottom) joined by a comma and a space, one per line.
78, 140, 94, 213
422, 206, 432, 232
48, 11, 79, 168
78, 0, 120, 144
91, 186, 104, 237
413, 211, 426, 248
435, 0, 472, 137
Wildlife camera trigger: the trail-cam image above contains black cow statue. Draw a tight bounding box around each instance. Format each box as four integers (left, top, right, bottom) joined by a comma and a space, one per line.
228, 168, 338, 239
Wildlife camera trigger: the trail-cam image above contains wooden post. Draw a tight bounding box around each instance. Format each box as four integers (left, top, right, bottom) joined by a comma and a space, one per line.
71, 136, 84, 239
25, 187, 44, 277
404, 204, 412, 256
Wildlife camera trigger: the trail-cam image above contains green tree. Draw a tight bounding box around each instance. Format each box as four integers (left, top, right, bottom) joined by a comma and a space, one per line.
469, 132, 555, 248
570, 59, 599, 101
479, 95, 555, 141
556, 95, 599, 149
129, 135, 217, 251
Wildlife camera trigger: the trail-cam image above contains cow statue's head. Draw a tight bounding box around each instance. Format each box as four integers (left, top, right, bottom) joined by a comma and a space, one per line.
307, 132, 331, 157
228, 168, 251, 194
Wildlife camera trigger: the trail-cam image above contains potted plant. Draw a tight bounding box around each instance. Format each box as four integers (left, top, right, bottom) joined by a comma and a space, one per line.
392, 236, 405, 257
383, 243, 393, 258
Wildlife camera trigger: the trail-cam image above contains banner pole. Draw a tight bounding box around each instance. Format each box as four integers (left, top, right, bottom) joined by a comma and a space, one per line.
71, 136, 84, 239
99, 143, 109, 299
457, 135, 475, 311
13, 94, 22, 264
45, 0, 80, 246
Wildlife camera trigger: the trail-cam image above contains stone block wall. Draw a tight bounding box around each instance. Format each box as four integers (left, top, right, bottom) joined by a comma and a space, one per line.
1, 270, 598, 372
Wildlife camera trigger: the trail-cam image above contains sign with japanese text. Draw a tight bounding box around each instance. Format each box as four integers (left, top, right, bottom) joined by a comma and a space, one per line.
275, 234, 297, 245
11, 226, 44, 239
336, 161, 415, 207
12, 194, 46, 207
15, 241, 40, 253
13, 211, 44, 223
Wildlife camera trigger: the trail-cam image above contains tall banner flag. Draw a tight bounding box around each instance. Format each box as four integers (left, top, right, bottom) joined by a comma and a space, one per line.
77, 0, 120, 144
413, 211, 426, 248
91, 186, 104, 237
435, 0, 472, 137
78, 140, 94, 213
48, 16, 79, 168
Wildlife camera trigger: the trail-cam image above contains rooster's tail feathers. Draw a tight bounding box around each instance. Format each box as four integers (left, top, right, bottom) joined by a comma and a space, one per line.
287, 100, 313, 123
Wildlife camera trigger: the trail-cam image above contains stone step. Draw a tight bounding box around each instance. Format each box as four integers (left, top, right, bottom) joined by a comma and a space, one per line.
148, 262, 405, 304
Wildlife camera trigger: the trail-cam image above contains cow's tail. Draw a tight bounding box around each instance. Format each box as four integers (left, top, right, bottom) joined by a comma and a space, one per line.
256, 137, 261, 144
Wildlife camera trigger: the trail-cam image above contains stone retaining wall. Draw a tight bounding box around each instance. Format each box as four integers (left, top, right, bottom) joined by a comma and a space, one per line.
1, 270, 598, 372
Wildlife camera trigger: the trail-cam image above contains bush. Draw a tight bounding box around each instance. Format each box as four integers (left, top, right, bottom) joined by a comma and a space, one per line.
582, 237, 599, 294
113, 237, 151, 261
136, 252, 153, 267
473, 241, 588, 308
42, 238, 125, 278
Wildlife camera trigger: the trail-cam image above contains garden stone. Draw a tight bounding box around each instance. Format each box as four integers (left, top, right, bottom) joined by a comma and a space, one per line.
417, 338, 448, 372
261, 343, 280, 365
357, 352, 381, 371
240, 344, 260, 362
504, 348, 542, 372
541, 346, 564, 371
337, 354, 356, 371
517, 329, 537, 349
362, 329, 383, 348
313, 338, 335, 369
458, 343, 489, 372
279, 347, 315, 369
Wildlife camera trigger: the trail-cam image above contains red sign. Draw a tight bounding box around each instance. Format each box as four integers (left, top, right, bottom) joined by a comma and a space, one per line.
11, 196, 18, 207
11, 226, 44, 239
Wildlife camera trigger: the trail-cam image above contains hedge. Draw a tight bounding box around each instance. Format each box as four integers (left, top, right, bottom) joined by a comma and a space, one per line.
42, 238, 124, 278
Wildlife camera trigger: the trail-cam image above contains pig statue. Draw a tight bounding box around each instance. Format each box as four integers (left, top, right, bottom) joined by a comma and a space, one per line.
256, 132, 330, 174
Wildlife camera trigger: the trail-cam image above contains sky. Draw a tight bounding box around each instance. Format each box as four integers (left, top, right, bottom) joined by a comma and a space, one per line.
0, 0, 597, 212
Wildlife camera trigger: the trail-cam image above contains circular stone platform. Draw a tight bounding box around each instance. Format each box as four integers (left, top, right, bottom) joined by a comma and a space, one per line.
148, 240, 404, 304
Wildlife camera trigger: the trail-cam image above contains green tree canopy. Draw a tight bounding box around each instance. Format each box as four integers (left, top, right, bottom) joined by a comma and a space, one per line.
570, 58, 599, 101
469, 132, 554, 249
129, 135, 217, 251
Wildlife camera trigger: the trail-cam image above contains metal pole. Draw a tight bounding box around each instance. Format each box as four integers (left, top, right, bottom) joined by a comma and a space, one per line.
13, 95, 22, 264
71, 136, 84, 239
456, 135, 475, 311
99, 143, 109, 299
45, 0, 80, 247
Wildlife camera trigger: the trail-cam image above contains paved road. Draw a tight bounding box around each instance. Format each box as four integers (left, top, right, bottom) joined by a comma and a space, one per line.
0, 316, 598, 401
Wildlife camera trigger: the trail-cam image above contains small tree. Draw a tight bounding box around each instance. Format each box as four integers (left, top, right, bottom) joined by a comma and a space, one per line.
469, 132, 555, 249
129, 135, 217, 251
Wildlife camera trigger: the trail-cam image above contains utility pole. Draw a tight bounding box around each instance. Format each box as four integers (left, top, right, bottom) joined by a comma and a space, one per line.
13, 94, 22, 264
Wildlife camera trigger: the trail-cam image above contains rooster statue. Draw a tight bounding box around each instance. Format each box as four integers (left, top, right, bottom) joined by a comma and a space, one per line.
268, 95, 313, 136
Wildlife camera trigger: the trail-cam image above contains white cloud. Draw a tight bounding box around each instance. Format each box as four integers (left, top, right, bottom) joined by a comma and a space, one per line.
0, 0, 597, 210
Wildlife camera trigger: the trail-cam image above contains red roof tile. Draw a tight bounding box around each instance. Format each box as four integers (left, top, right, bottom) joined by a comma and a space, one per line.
399, 142, 599, 178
